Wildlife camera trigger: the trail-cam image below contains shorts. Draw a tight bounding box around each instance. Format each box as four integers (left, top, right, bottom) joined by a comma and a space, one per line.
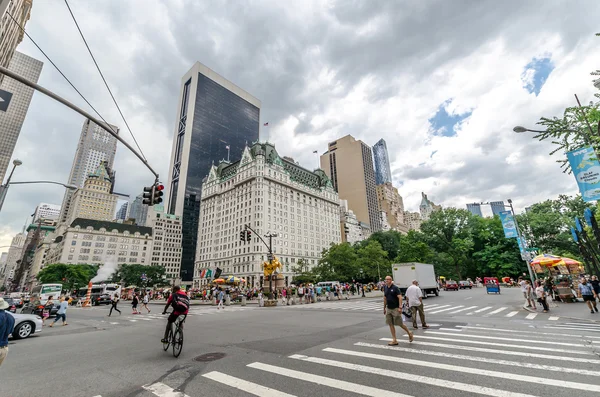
522, 292, 528, 299
385, 308, 403, 326
582, 295, 596, 302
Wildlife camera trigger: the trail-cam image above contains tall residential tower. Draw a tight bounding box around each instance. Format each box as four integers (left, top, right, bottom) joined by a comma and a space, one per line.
372, 138, 392, 185
167, 62, 261, 281
0, 0, 33, 84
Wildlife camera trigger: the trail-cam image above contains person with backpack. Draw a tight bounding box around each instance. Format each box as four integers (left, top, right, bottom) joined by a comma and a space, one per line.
161, 286, 189, 343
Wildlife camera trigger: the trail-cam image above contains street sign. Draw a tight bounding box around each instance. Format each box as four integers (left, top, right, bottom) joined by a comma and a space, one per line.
0, 89, 12, 112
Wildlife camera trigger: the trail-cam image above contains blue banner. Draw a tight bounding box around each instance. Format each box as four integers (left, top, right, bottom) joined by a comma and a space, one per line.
571, 227, 579, 243
566, 146, 600, 202
499, 210, 518, 238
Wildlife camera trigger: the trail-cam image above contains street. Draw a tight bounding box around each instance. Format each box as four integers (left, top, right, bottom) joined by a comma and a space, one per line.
2, 286, 600, 397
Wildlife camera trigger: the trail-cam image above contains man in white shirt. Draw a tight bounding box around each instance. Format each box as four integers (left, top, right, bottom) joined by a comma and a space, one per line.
519, 277, 531, 307
406, 280, 429, 329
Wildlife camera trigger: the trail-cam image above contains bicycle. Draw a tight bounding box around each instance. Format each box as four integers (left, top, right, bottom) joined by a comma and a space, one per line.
162, 312, 186, 358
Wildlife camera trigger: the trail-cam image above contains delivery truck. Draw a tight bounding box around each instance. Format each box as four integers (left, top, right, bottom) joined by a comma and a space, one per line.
392, 263, 439, 297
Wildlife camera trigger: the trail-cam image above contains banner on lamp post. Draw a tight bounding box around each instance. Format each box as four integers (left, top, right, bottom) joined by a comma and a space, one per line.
566, 146, 600, 202
499, 210, 518, 238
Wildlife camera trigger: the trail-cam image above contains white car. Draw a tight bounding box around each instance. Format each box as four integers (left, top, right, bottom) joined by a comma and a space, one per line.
7, 311, 43, 339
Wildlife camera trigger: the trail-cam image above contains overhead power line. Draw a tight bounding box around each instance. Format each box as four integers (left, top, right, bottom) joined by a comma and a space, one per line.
63, 0, 147, 161
5, 11, 119, 138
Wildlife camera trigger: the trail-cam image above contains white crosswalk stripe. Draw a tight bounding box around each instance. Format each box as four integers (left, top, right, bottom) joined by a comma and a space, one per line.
120, 307, 255, 323
192, 322, 600, 397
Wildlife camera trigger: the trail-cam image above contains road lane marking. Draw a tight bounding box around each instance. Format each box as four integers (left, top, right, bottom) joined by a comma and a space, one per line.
290, 354, 537, 397
142, 382, 190, 397
486, 307, 508, 316
326, 347, 600, 391
202, 371, 296, 396
379, 338, 600, 364
448, 306, 477, 314
505, 311, 519, 317
548, 316, 559, 321
353, 342, 599, 376
429, 305, 464, 314
467, 306, 492, 315
394, 335, 593, 355
457, 325, 600, 339
525, 313, 537, 319
423, 331, 589, 348
247, 362, 412, 397
439, 328, 463, 332
425, 304, 451, 311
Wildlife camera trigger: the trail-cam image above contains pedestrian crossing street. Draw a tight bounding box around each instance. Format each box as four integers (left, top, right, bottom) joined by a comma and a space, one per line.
281, 299, 560, 321
98, 321, 600, 397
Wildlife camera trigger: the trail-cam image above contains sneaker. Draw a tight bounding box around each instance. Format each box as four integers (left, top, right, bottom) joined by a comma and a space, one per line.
591, 310, 595, 314
595, 307, 599, 313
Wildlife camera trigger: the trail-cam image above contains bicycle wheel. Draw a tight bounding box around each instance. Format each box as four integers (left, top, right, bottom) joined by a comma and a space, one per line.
162, 329, 172, 351
172, 328, 183, 358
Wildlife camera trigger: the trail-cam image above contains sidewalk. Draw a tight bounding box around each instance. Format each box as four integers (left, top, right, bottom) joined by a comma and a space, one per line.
147, 290, 383, 306
522, 297, 600, 323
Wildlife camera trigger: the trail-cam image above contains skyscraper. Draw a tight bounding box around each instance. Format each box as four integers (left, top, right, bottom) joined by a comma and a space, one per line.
466, 203, 483, 217
66, 162, 118, 225
0, 51, 42, 183
373, 138, 392, 185
490, 201, 506, 216
33, 203, 61, 222
59, 119, 118, 224
320, 135, 381, 233
116, 201, 129, 220
167, 62, 261, 281
128, 194, 148, 226
0, 0, 32, 84
419, 192, 441, 221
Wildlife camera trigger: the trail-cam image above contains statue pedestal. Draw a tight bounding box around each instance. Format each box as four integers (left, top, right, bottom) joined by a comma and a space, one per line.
263, 299, 278, 307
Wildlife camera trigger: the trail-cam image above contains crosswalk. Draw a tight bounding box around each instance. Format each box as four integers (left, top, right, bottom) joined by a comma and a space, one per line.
103, 306, 254, 324
115, 323, 600, 396
280, 299, 564, 321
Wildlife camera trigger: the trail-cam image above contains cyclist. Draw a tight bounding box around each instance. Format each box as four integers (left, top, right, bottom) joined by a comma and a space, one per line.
161, 286, 189, 343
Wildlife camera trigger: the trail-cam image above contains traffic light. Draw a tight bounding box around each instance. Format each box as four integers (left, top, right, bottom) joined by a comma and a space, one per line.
239, 230, 246, 242
153, 184, 164, 205
142, 185, 154, 205
246, 229, 252, 242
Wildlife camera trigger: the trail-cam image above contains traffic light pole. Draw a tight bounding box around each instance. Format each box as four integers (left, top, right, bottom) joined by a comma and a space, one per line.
0, 65, 159, 180
243, 224, 277, 299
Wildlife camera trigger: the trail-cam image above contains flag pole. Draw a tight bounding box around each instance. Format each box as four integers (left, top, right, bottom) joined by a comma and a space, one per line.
313, 150, 319, 170
227, 146, 230, 162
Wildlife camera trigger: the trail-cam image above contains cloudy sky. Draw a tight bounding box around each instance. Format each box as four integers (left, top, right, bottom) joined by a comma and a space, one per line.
1, 0, 599, 249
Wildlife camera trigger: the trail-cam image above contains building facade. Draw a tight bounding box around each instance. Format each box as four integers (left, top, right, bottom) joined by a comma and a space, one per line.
0, 0, 32, 84
128, 194, 148, 226
66, 163, 118, 226
33, 202, 61, 222
376, 182, 408, 234
373, 138, 392, 185
46, 218, 152, 266
194, 143, 340, 288
419, 192, 441, 221
0, 232, 25, 288
0, 50, 42, 183
59, 119, 118, 224
167, 61, 261, 281
146, 204, 182, 281
466, 203, 483, 217
490, 201, 506, 216
25, 233, 53, 291
404, 211, 422, 231
320, 135, 381, 233
116, 202, 129, 221
339, 199, 364, 244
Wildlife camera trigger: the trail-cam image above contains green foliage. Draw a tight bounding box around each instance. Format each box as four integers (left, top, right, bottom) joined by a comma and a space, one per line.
37, 263, 98, 292
356, 240, 388, 281
395, 231, 434, 263
112, 264, 168, 288
291, 258, 317, 284
313, 243, 358, 282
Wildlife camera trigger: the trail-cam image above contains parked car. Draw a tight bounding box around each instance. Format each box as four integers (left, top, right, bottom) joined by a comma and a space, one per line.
459, 280, 473, 289
3, 298, 18, 313
20, 301, 59, 316
7, 311, 43, 339
444, 280, 459, 291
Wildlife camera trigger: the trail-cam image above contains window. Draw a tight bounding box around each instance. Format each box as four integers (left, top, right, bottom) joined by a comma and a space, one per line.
71, 241, 77, 246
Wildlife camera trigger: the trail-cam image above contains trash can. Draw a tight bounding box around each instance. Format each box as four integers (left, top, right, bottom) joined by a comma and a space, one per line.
241, 295, 247, 306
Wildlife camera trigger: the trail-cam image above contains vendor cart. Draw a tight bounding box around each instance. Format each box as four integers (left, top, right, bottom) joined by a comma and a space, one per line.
484, 277, 500, 294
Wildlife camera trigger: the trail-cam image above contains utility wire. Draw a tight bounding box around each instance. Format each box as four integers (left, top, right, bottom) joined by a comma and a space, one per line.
64, 0, 147, 161
5, 11, 119, 138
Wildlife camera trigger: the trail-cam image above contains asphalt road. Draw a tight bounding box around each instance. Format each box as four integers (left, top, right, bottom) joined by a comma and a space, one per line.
2, 286, 599, 397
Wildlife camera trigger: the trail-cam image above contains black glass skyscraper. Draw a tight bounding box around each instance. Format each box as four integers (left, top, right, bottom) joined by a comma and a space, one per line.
167, 62, 261, 281
373, 138, 392, 185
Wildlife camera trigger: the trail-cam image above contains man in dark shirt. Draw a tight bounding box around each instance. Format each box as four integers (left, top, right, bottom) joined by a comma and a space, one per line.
383, 276, 413, 345
0, 297, 16, 366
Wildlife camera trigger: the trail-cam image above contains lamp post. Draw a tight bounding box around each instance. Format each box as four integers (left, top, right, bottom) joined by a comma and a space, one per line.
0, 179, 77, 214
0, 159, 22, 212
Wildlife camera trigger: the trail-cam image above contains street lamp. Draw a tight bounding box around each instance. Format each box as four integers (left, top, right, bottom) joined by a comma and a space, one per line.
0, 159, 23, 211
513, 126, 546, 133
0, 179, 77, 214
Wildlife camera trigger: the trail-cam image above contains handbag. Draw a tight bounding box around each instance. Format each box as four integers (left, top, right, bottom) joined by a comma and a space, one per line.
401, 302, 412, 318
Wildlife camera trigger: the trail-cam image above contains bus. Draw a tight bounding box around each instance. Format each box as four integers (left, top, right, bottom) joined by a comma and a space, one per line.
31, 283, 63, 304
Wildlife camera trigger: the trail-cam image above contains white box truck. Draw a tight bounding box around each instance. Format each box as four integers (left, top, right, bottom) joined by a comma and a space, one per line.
392, 263, 439, 298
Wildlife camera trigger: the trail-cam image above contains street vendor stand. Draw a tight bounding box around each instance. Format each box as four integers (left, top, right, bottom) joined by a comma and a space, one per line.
484, 277, 500, 294
529, 255, 584, 302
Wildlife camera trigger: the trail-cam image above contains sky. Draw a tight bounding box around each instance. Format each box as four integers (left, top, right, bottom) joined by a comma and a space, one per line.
1, 0, 599, 249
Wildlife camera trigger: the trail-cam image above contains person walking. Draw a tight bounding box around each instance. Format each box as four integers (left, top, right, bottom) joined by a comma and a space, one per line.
108, 293, 121, 316
49, 297, 69, 327
131, 294, 139, 314
519, 277, 531, 307
142, 293, 151, 313
217, 288, 225, 310
591, 276, 600, 300
579, 277, 598, 314
535, 280, 549, 313
406, 280, 429, 329
525, 280, 537, 310
42, 295, 54, 325
383, 276, 413, 345
0, 298, 15, 367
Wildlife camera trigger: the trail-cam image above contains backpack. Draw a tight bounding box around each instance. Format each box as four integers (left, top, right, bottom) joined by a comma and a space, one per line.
171, 293, 190, 312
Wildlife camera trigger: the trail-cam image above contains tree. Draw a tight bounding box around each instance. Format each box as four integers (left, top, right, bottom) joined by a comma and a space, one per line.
37, 263, 98, 293
367, 230, 402, 260
471, 216, 524, 278
291, 258, 316, 284
356, 240, 388, 281
420, 208, 475, 280
313, 243, 358, 282
395, 231, 435, 263
112, 264, 168, 288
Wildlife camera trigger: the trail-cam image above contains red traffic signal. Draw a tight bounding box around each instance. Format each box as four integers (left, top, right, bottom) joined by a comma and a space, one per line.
153, 183, 164, 204
156, 184, 164, 191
